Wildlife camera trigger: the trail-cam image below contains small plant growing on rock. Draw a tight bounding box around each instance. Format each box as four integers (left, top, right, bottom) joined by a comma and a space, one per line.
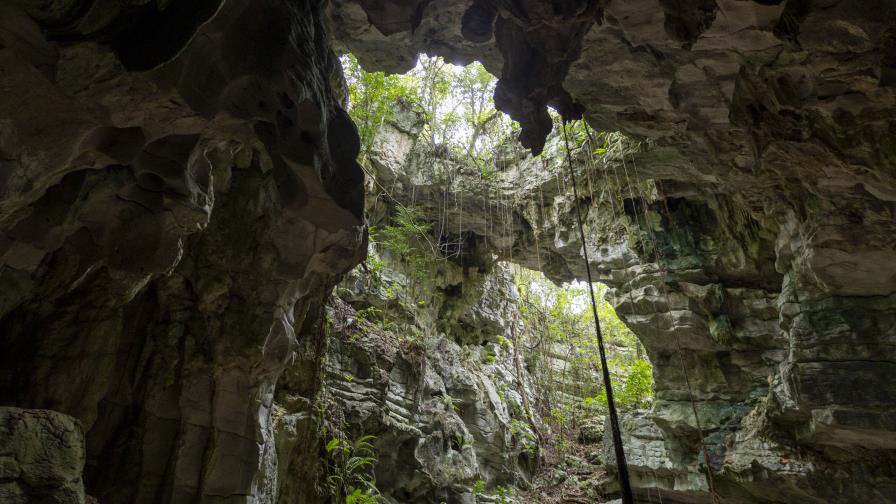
496, 485, 511, 504
369, 206, 438, 286
497, 335, 512, 350
367, 255, 386, 276
325, 434, 383, 503
442, 394, 462, 412
355, 306, 395, 334
453, 433, 470, 450
496, 382, 508, 402
346, 488, 381, 504
510, 418, 537, 457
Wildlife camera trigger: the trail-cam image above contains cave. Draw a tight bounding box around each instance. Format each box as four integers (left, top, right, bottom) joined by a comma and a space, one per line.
1, 1, 896, 503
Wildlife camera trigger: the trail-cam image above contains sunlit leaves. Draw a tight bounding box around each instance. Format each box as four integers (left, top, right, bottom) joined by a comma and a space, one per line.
514, 268, 654, 413
342, 53, 420, 162
341, 53, 518, 169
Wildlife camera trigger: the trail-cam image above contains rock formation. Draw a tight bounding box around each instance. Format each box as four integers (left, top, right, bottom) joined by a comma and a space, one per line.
317, 265, 539, 503
1, 1, 364, 502
0, 408, 86, 504
331, 1, 896, 502
2, 0, 896, 503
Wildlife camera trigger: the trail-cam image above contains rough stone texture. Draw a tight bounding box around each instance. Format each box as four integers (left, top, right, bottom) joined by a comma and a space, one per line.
328, 0, 597, 153
3, 0, 896, 502
315, 171, 547, 499
349, 66, 896, 501
1, 2, 364, 503
321, 289, 537, 503
0, 408, 87, 504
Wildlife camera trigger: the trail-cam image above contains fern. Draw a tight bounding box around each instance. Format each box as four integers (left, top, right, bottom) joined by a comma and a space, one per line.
325, 434, 383, 503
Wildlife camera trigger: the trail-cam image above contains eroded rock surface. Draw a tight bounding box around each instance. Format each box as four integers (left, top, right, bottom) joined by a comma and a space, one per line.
2, 1, 896, 503
1, 2, 364, 502
0, 408, 86, 504
351, 76, 896, 501
320, 278, 539, 503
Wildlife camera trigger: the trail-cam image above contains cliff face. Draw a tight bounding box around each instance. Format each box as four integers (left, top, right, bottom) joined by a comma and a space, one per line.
1, 2, 364, 502
352, 50, 896, 500
3, 1, 896, 503
316, 264, 540, 503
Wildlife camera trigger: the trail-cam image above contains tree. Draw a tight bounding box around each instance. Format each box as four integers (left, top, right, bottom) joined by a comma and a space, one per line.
457, 62, 499, 158
342, 52, 519, 169
342, 54, 420, 162
416, 55, 455, 147
514, 268, 654, 419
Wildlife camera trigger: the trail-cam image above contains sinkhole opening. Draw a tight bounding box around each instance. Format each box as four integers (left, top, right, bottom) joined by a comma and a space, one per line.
319, 52, 659, 503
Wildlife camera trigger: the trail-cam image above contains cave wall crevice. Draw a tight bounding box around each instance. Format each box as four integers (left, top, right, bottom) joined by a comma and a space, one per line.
1, 1, 364, 503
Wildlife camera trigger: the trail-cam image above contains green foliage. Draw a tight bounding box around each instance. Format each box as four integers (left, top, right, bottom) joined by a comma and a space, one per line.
509, 418, 537, 457
496, 335, 511, 350
514, 267, 654, 448
495, 382, 509, 404
367, 255, 386, 276
443, 394, 462, 412
589, 129, 611, 155
343, 53, 419, 162
619, 357, 654, 407
346, 488, 381, 504
355, 306, 395, 333
516, 271, 642, 383
416, 56, 456, 147
584, 358, 653, 410
552, 112, 589, 148
495, 485, 511, 504
342, 53, 518, 171
473, 479, 486, 494
454, 433, 469, 449
369, 206, 437, 283
325, 434, 383, 504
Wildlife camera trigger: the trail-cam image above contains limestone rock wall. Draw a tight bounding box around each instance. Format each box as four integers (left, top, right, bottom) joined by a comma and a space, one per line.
2, 1, 896, 503
0, 408, 86, 504
349, 65, 896, 502
0, 2, 365, 503
320, 285, 538, 503
311, 194, 545, 502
